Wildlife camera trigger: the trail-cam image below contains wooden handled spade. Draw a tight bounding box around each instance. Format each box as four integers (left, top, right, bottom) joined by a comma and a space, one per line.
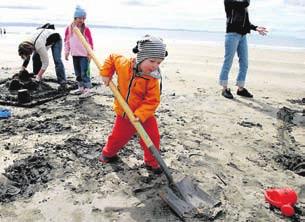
73, 27, 220, 220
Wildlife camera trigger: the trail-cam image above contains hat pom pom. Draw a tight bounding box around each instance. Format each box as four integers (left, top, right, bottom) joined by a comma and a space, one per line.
74, 5, 86, 18
132, 46, 139, 54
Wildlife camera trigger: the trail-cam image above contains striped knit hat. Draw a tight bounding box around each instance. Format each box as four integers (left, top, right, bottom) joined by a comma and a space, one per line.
133, 35, 167, 65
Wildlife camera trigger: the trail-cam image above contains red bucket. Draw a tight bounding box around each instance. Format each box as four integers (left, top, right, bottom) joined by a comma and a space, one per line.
264, 188, 298, 217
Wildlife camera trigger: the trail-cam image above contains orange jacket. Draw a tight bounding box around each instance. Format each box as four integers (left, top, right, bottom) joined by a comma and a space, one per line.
100, 54, 160, 122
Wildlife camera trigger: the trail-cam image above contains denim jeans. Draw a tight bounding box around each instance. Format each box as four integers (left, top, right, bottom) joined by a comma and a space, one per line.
32, 39, 66, 84
72, 56, 91, 88
219, 33, 248, 88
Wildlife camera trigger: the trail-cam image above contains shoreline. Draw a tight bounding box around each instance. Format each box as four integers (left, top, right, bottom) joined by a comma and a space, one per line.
1, 24, 305, 51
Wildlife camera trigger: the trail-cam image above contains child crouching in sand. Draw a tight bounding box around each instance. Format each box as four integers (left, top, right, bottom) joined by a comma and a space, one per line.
98, 35, 168, 174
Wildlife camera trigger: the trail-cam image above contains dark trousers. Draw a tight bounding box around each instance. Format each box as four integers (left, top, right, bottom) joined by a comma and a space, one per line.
32, 39, 66, 84
72, 56, 91, 88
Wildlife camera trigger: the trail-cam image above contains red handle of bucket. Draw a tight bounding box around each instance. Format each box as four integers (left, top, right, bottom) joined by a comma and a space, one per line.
281, 204, 295, 217
264, 188, 298, 217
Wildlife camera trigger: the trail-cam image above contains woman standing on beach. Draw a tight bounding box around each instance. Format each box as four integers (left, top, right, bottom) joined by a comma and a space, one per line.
219, 0, 267, 99
64, 5, 94, 97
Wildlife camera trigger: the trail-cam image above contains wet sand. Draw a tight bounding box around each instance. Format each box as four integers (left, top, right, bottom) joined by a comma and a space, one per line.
0, 37, 305, 221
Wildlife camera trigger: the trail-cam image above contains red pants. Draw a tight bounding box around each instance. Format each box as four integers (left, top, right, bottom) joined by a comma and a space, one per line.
102, 115, 160, 168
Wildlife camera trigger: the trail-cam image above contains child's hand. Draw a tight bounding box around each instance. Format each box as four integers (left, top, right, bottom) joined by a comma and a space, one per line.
36, 74, 42, 81
65, 53, 69, 61
102, 76, 110, 86
134, 117, 140, 122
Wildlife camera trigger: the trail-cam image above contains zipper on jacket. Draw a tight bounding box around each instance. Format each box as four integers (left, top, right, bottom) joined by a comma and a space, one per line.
230, 9, 234, 24
242, 10, 246, 27
122, 74, 135, 118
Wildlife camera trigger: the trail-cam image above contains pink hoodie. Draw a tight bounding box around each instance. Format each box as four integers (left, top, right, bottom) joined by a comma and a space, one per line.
64, 25, 93, 57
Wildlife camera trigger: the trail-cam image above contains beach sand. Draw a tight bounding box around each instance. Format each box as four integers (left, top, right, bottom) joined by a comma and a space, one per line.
0, 35, 305, 222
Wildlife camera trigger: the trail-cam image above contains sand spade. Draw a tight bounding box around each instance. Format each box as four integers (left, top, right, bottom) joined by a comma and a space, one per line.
73, 27, 221, 220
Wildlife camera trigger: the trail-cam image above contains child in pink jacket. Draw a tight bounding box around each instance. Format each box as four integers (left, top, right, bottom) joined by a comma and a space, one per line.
64, 5, 93, 96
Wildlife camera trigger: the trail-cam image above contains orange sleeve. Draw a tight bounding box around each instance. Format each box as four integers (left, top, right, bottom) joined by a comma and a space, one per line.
134, 79, 160, 122
99, 54, 126, 78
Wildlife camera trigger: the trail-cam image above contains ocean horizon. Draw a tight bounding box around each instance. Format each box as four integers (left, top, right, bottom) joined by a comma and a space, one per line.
1, 22, 305, 51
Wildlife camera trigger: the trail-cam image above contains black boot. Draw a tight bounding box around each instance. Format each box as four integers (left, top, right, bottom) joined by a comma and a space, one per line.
237, 88, 253, 98
222, 88, 234, 99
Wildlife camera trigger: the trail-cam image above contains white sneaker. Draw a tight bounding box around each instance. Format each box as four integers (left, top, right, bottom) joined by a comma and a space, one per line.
70, 87, 84, 95
79, 88, 92, 98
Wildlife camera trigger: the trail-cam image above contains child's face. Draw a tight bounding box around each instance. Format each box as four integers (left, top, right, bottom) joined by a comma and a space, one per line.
139, 58, 163, 74
75, 17, 86, 26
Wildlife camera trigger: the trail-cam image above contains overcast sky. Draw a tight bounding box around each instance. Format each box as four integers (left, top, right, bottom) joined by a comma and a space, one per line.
0, 0, 223, 30
1, 0, 305, 32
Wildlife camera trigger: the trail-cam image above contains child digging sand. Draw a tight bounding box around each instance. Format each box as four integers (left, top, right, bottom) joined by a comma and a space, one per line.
98, 35, 168, 174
